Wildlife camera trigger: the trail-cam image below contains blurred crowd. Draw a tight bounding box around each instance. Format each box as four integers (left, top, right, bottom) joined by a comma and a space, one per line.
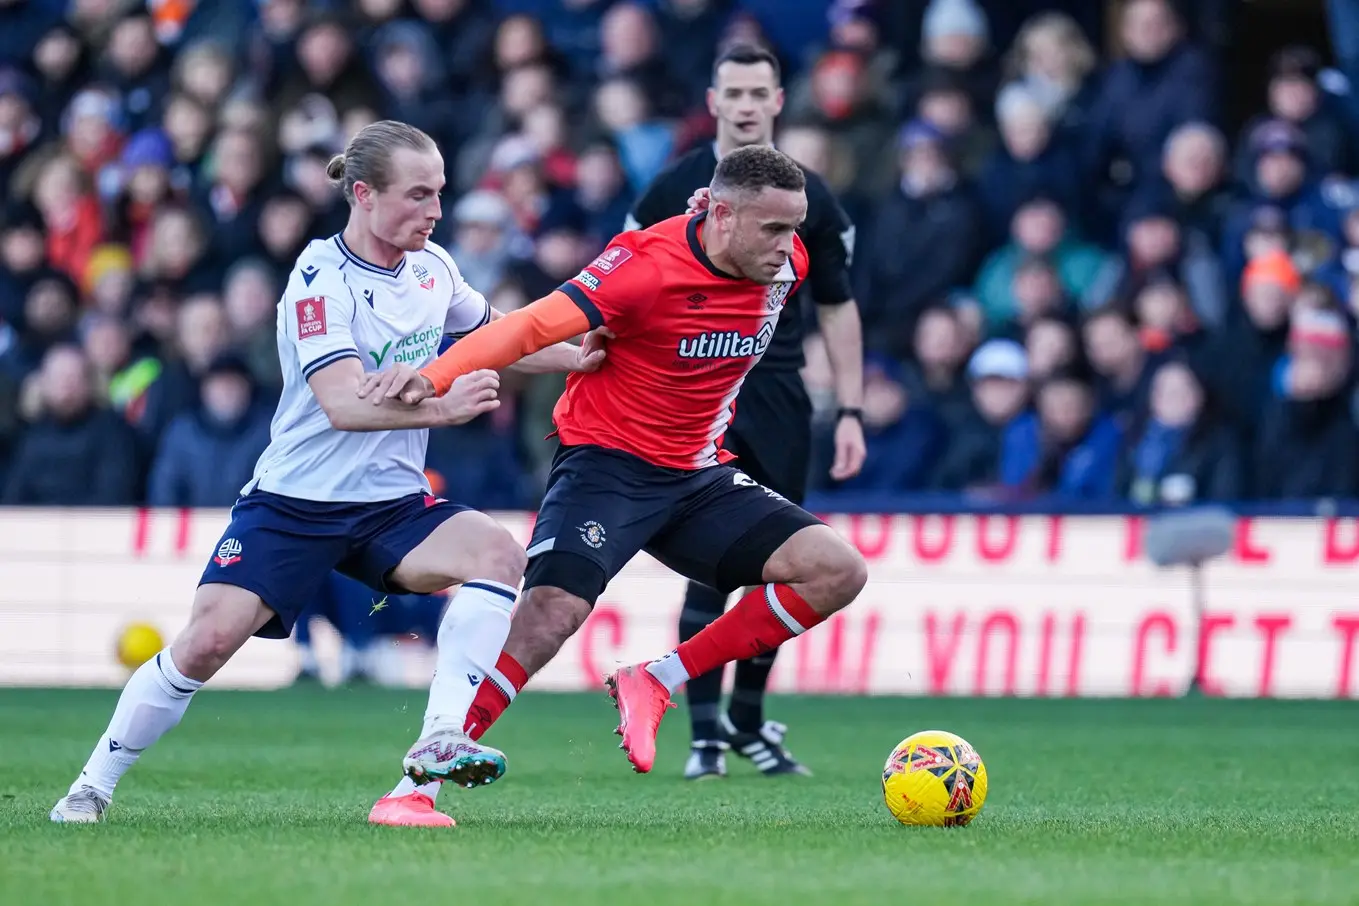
1, 0, 1358, 512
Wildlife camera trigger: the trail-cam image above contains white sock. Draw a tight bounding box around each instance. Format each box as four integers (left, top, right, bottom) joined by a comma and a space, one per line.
71, 649, 203, 798
421, 579, 517, 737
388, 776, 443, 801
645, 650, 691, 696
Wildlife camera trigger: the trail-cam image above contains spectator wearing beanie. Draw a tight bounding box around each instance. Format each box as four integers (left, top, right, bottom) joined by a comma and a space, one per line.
1195, 249, 1300, 436
1252, 307, 1359, 498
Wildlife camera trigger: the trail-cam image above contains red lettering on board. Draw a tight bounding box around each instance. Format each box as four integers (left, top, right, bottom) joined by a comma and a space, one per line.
1254, 614, 1292, 697
1131, 612, 1177, 697
974, 611, 1019, 696
924, 612, 966, 694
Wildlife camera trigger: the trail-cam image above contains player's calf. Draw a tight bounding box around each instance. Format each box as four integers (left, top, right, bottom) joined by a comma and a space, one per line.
615, 524, 868, 773
460, 570, 599, 741
54, 585, 274, 822
502, 584, 594, 676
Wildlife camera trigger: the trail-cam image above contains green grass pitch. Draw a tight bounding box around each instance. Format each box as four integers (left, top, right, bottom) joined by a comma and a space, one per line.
3, 688, 1358, 905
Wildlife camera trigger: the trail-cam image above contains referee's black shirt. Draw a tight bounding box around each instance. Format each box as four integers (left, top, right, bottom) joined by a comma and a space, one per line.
625, 143, 856, 372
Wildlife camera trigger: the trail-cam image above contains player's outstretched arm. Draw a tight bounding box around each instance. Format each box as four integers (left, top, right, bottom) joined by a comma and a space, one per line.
505, 312, 610, 376
415, 291, 593, 396
311, 357, 499, 430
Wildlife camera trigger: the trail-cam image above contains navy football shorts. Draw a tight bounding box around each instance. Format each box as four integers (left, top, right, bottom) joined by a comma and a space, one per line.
198, 490, 470, 639
523, 444, 824, 605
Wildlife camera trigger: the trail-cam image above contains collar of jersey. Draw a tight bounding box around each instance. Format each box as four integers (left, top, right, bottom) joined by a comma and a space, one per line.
333, 234, 407, 280
686, 212, 741, 281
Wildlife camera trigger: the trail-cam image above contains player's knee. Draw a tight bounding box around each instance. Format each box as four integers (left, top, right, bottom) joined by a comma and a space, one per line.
784, 529, 866, 614
173, 592, 258, 679
827, 541, 869, 605
478, 529, 528, 587
400, 523, 526, 593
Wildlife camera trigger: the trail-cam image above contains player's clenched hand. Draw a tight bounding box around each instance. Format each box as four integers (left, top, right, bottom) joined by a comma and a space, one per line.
685, 187, 711, 215
433, 370, 500, 425
574, 327, 613, 372
830, 414, 867, 481
357, 364, 433, 406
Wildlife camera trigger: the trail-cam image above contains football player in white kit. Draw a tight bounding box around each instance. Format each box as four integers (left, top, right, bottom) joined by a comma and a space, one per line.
50, 121, 605, 828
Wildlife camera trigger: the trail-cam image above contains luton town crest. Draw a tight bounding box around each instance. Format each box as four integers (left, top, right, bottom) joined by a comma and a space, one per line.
765, 280, 793, 311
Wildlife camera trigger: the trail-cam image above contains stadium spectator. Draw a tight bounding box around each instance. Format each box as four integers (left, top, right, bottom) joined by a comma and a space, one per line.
1, 272, 79, 381
1253, 307, 1359, 498
1002, 11, 1098, 145
1090, 194, 1227, 328
412, 0, 498, 96
930, 338, 1030, 491
999, 367, 1123, 499
146, 352, 271, 508
1220, 120, 1342, 280
975, 81, 1083, 243
1083, 307, 1158, 431
2, 1, 1358, 520
99, 12, 169, 134
910, 0, 997, 121
1234, 46, 1352, 183
1197, 248, 1299, 436
901, 305, 972, 431
0, 204, 47, 324
1120, 357, 1242, 505
1024, 315, 1081, 382
813, 355, 944, 494
973, 196, 1110, 333
221, 259, 282, 391
1136, 122, 1233, 248
2, 343, 137, 505
1085, 0, 1217, 235
857, 119, 980, 348
0, 68, 42, 195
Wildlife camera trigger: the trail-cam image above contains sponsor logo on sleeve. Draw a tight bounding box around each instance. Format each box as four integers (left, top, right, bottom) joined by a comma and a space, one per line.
575, 270, 602, 292
588, 246, 633, 274
296, 297, 328, 339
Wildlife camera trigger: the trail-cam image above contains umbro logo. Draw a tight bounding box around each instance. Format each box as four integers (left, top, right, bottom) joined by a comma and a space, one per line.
687, 293, 707, 309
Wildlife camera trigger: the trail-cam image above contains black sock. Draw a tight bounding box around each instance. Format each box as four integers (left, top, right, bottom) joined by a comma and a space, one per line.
729, 650, 777, 732
678, 580, 729, 744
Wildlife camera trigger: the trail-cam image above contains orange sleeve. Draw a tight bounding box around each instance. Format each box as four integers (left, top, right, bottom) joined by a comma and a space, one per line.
420, 290, 591, 395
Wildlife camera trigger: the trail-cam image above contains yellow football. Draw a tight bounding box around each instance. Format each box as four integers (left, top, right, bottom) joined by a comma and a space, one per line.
116, 622, 164, 670
882, 729, 988, 827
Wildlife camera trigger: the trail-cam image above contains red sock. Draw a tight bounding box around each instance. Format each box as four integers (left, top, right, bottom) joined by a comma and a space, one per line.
464, 651, 528, 740
674, 584, 826, 681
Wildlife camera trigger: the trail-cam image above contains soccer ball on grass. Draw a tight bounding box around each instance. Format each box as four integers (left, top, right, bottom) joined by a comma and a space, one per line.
881, 730, 987, 827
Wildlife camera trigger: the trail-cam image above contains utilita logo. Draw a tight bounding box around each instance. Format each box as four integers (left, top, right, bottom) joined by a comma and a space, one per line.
677, 321, 774, 360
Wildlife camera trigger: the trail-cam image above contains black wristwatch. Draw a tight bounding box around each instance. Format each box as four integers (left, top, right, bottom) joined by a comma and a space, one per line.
836, 407, 864, 423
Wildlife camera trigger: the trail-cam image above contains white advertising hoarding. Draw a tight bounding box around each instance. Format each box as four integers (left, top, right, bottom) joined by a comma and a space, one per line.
1, 509, 1356, 698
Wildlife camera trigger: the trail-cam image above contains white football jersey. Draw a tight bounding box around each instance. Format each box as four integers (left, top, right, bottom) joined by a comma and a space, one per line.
244, 234, 491, 502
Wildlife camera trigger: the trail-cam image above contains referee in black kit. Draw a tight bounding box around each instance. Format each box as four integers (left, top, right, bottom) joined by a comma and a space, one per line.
626, 44, 867, 780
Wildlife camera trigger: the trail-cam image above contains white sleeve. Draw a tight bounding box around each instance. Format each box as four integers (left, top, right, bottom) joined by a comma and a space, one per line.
440, 255, 493, 339
280, 278, 360, 380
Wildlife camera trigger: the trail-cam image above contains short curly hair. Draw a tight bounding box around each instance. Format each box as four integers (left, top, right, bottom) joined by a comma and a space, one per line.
710, 145, 806, 198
